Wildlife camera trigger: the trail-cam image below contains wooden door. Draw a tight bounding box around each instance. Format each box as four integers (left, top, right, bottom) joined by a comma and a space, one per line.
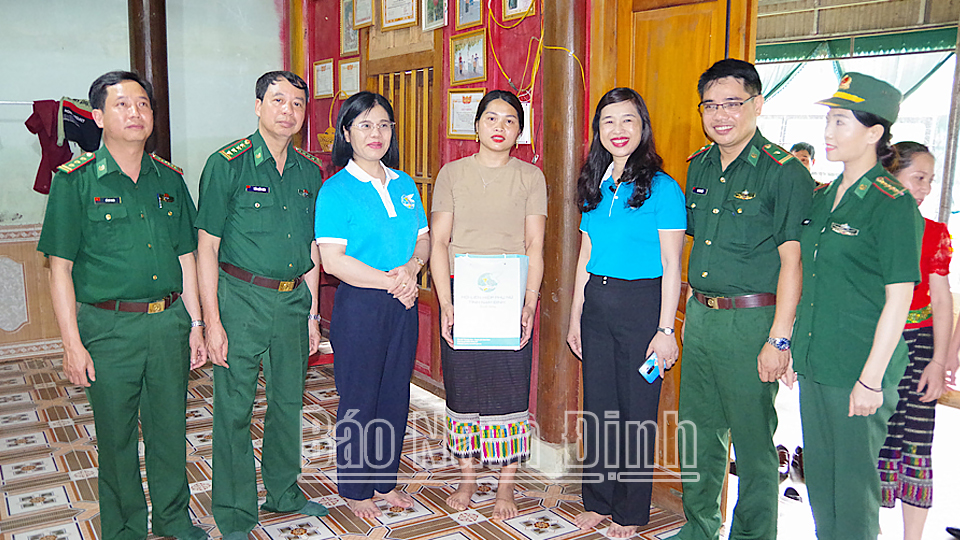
590, 0, 757, 516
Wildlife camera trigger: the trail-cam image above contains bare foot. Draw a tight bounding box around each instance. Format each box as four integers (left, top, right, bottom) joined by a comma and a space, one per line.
345, 497, 382, 518
607, 523, 638, 538
575, 511, 609, 530
445, 482, 476, 511
492, 490, 519, 520
376, 489, 414, 509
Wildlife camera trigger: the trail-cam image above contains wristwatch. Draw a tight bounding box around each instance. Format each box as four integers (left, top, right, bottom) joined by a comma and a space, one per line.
657, 327, 675, 335
413, 256, 425, 269
766, 337, 791, 351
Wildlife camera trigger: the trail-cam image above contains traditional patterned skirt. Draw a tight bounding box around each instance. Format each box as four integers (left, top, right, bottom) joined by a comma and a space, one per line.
878, 327, 936, 508
441, 341, 533, 465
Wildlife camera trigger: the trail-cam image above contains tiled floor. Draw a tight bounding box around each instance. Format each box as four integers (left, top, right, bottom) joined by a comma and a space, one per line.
0, 356, 686, 540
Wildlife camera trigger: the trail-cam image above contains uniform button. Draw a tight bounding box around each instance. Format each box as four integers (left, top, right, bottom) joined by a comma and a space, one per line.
808, 332, 812, 337
141, 213, 145, 219
152, 275, 158, 280
289, 263, 293, 268
720, 177, 726, 183
712, 208, 719, 214
147, 243, 152, 248
690, 203, 696, 208
105, 214, 112, 221
701, 271, 708, 278
737, 208, 743, 214
255, 202, 261, 208
168, 211, 173, 216
283, 205, 287, 210
287, 234, 291, 238
821, 228, 825, 233
705, 240, 712, 245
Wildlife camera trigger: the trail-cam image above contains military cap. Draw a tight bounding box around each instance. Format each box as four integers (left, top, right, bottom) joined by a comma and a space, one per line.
815, 72, 901, 124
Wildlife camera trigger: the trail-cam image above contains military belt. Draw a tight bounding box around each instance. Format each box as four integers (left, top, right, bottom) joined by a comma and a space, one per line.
220, 262, 304, 292
92, 292, 181, 313
694, 291, 776, 310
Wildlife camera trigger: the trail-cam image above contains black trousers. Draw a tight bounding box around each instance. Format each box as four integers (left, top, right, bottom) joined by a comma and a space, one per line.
580, 274, 662, 526
331, 283, 419, 500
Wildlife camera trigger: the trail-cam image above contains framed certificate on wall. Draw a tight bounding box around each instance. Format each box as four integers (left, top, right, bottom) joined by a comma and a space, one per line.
447, 87, 485, 139
313, 59, 335, 99
339, 59, 361, 97
381, 0, 417, 30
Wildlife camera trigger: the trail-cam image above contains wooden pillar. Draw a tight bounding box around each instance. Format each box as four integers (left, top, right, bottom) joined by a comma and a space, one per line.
536, 0, 587, 445
128, 0, 170, 159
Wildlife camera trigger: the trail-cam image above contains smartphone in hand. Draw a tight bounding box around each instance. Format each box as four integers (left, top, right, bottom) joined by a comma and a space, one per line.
639, 353, 660, 383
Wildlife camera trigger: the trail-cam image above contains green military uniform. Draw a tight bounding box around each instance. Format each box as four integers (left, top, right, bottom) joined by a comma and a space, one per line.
38, 149, 199, 540
792, 162, 922, 540
195, 130, 322, 536
677, 130, 814, 540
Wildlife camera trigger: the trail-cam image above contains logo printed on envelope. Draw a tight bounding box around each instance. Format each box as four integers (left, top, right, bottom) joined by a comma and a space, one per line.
401, 194, 415, 209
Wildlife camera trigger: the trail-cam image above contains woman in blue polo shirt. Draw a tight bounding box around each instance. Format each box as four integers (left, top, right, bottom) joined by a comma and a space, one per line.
315, 91, 430, 519
566, 87, 685, 537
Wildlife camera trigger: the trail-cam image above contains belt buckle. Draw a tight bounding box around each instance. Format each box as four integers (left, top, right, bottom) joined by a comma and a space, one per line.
278, 280, 295, 292
148, 300, 166, 313
706, 296, 719, 309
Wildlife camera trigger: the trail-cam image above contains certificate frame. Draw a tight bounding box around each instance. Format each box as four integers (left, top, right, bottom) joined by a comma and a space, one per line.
354, 0, 374, 28
454, 0, 483, 30
380, 0, 418, 31
447, 87, 486, 139
340, 0, 360, 56
449, 29, 486, 86
312, 59, 335, 99
502, 0, 535, 20
339, 59, 362, 98
421, 0, 447, 32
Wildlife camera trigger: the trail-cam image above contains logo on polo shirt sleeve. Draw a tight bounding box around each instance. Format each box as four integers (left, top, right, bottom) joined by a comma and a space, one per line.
401, 193, 415, 209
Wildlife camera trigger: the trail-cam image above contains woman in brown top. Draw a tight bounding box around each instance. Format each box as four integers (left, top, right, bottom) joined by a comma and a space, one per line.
430, 90, 547, 519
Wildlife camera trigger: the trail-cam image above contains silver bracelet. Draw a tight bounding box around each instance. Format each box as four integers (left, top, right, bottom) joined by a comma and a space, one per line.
190, 320, 205, 328
307, 314, 322, 322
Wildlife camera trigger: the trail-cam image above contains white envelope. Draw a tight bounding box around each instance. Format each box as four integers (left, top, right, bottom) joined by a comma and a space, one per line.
452, 254, 529, 350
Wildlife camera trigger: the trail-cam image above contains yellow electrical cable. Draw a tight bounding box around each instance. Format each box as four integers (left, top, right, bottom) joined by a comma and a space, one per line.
487, 0, 535, 29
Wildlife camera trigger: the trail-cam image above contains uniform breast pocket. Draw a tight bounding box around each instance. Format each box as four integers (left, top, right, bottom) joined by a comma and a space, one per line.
236, 195, 275, 232
721, 197, 762, 245
85, 205, 132, 251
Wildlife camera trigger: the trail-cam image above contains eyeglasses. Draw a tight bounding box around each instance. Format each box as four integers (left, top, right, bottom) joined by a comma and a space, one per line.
351, 121, 396, 133
698, 95, 758, 115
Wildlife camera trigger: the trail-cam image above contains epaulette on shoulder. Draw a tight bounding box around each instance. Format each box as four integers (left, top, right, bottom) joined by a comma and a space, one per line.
687, 143, 713, 162
150, 153, 183, 175
761, 143, 795, 165
57, 152, 96, 174
873, 175, 908, 199
218, 139, 252, 161
814, 182, 831, 192
294, 146, 323, 169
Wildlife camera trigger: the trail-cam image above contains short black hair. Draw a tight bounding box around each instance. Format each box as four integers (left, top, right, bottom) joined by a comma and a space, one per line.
790, 142, 815, 159
474, 90, 524, 133
256, 71, 309, 102
697, 59, 762, 99
88, 70, 155, 110
331, 91, 400, 169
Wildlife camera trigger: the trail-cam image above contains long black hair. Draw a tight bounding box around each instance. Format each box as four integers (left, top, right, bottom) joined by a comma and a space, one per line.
851, 109, 894, 170
331, 91, 400, 169
577, 87, 663, 212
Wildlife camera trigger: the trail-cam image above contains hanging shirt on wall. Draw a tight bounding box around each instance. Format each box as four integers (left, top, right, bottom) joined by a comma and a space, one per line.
58, 97, 102, 152
25, 99, 72, 194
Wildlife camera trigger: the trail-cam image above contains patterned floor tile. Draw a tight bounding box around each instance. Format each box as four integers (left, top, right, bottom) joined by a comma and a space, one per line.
502, 510, 579, 540
0, 456, 58, 482
5, 486, 71, 516
10, 522, 84, 540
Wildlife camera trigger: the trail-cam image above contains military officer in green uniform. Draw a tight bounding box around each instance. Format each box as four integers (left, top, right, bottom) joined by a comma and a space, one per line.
790, 73, 921, 540
676, 59, 814, 540
39, 71, 208, 540
195, 71, 327, 539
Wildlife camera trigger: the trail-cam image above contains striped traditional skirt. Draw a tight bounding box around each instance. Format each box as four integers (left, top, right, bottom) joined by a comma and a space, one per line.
441, 341, 533, 465
877, 327, 936, 508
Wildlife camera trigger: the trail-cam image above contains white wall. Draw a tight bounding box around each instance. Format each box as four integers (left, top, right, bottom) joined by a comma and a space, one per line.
0, 0, 283, 225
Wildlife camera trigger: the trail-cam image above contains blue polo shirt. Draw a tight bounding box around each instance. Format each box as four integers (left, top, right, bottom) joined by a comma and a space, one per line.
315, 160, 428, 272
580, 167, 686, 279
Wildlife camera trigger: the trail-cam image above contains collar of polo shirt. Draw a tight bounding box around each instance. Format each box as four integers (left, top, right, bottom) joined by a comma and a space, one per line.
345, 159, 401, 218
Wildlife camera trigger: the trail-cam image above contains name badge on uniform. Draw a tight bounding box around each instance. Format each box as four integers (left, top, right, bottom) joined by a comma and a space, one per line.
734, 190, 756, 200
299, 189, 311, 198
831, 222, 859, 236
692, 187, 707, 195
401, 194, 416, 210
801, 219, 811, 226
246, 185, 269, 193
94, 196, 121, 204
